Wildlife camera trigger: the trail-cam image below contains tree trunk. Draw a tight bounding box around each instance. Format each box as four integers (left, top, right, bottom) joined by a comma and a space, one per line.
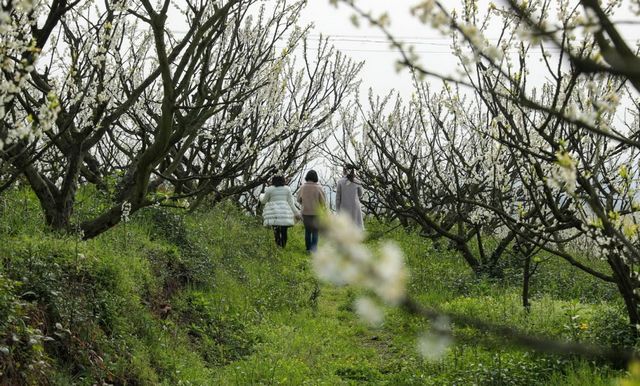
609, 255, 640, 341
47, 205, 73, 231
80, 204, 127, 239
522, 254, 531, 312
616, 281, 639, 340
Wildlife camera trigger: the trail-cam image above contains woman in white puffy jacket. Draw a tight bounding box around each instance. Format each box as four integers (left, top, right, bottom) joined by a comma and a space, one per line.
260, 175, 300, 248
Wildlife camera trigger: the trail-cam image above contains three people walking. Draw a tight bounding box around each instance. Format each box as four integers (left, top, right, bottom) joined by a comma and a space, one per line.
261, 165, 362, 250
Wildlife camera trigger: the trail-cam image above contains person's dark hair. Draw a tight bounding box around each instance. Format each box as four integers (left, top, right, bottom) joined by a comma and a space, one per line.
344, 165, 356, 182
305, 170, 319, 183
271, 175, 286, 187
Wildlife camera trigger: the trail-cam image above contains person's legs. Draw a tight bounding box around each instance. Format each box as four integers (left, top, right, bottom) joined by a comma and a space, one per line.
303, 215, 319, 252
304, 226, 312, 251
273, 226, 281, 247
281, 226, 289, 247
303, 215, 314, 251
310, 229, 319, 251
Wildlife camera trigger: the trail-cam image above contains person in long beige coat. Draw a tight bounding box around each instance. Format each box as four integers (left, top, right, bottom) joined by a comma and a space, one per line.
336, 166, 364, 229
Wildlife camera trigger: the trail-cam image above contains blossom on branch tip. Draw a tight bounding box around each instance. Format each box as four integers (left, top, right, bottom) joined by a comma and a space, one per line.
547, 150, 577, 194
374, 242, 407, 305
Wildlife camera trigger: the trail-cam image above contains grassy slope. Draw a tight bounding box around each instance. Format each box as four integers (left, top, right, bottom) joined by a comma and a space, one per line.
0, 189, 633, 385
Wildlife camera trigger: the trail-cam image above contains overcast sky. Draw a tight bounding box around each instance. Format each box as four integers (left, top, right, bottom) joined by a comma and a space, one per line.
293, 0, 640, 99
164, 0, 640, 100
164, 1, 433, 97
295, 0, 441, 98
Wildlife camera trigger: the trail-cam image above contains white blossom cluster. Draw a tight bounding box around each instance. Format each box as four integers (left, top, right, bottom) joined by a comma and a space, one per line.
0, 0, 61, 150
314, 213, 408, 303
410, 1, 449, 33
546, 150, 578, 194
121, 200, 131, 223
417, 316, 452, 361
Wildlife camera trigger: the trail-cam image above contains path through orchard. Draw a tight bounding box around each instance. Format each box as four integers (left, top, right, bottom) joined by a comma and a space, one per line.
205, 221, 623, 386
209, 227, 431, 385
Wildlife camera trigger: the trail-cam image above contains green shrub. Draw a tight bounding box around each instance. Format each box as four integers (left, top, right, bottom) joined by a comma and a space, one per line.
173, 290, 259, 366
587, 305, 636, 348
0, 274, 51, 385
146, 208, 215, 287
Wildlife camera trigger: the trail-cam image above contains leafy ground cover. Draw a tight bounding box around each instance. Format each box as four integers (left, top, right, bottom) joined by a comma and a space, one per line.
0, 189, 634, 384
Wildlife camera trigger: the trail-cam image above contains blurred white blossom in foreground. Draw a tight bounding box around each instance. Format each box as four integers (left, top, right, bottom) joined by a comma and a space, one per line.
417, 332, 452, 361
313, 213, 407, 305
354, 296, 383, 327
417, 316, 452, 361
313, 213, 451, 360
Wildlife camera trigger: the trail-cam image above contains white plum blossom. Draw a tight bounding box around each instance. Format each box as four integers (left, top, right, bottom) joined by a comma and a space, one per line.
547, 150, 577, 194
373, 243, 408, 305
121, 201, 131, 223
324, 211, 366, 244
416, 316, 452, 361
411, 0, 450, 32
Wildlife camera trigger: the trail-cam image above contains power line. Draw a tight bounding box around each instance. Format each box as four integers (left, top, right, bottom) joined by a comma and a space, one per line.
277, 44, 565, 55
168, 29, 578, 42
305, 37, 454, 46
164, 29, 598, 55
166, 30, 593, 53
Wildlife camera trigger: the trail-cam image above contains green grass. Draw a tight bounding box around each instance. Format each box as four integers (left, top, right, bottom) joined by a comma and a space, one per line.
0, 188, 633, 384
